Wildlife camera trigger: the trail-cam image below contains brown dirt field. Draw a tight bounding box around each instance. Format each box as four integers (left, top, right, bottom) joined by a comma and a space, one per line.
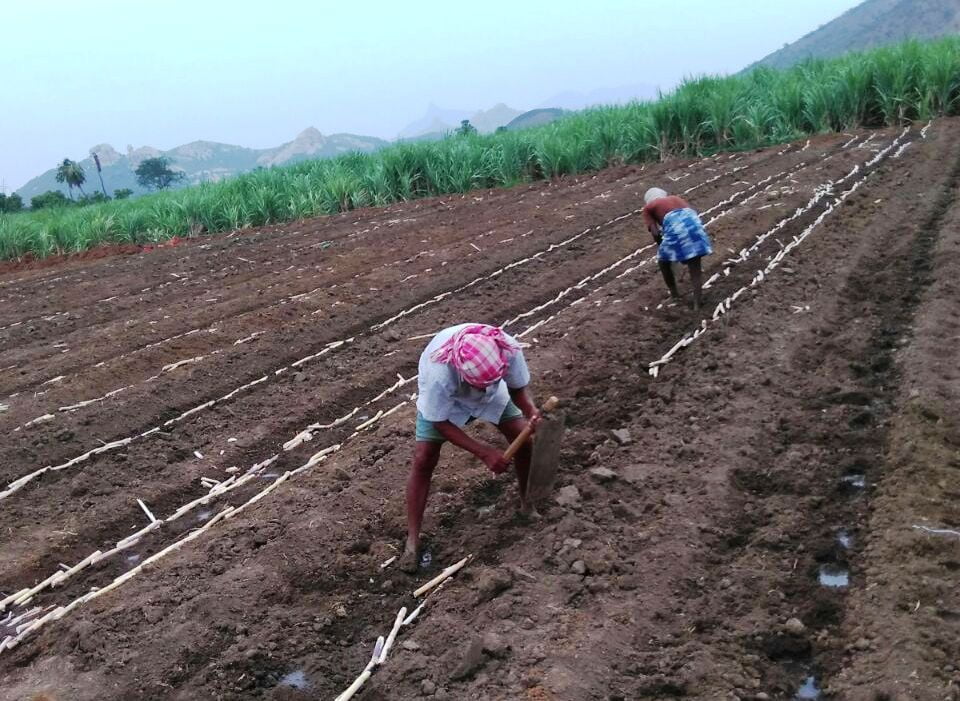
0, 123, 957, 701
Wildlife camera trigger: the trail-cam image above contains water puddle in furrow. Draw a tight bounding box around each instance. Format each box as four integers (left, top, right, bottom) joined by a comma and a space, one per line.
796, 674, 822, 699
278, 669, 309, 690
259, 472, 280, 480
125, 553, 141, 565
840, 473, 866, 489
794, 475, 860, 696
195, 508, 213, 522
419, 546, 433, 570
818, 564, 849, 588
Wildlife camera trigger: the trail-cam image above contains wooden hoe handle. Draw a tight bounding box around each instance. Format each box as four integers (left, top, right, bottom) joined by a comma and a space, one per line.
502, 396, 559, 461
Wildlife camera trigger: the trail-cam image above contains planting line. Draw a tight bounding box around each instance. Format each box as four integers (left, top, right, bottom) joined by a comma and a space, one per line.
0, 276, 201, 337
0, 182, 704, 635
5, 147, 810, 495
0, 337, 353, 502
332, 554, 473, 699
9, 325, 220, 401
367, 157, 783, 333
0, 166, 645, 338
646, 129, 910, 377
513, 133, 898, 349
14, 327, 271, 423
720, 133, 899, 269
508, 132, 899, 362
0, 167, 666, 404
0, 214, 623, 500
285, 158, 806, 448
590, 144, 862, 295
0, 394, 401, 651
0, 189, 656, 497
0, 144, 827, 636
0, 194, 764, 648
7, 148, 762, 382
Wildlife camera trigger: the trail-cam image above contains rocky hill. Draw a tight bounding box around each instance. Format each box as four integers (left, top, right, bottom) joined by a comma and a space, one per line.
749, 0, 960, 71
505, 108, 567, 131
397, 103, 523, 140
16, 129, 387, 202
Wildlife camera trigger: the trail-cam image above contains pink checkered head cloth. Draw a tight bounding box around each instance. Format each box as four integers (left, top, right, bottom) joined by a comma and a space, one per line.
430, 324, 520, 387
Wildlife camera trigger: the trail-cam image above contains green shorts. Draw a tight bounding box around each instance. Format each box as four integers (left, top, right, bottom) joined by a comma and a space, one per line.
416, 401, 524, 443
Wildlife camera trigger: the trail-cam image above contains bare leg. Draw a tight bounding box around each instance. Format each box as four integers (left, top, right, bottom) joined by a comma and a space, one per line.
658, 260, 680, 299
496, 417, 539, 517
687, 257, 703, 311
402, 441, 442, 572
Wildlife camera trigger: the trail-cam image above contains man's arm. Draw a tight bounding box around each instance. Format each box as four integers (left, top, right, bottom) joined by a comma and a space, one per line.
432, 421, 510, 473
643, 206, 661, 245
508, 385, 539, 422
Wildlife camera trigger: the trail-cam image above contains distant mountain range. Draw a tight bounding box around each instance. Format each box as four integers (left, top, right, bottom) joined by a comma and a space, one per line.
396, 103, 526, 141
749, 0, 960, 71
505, 108, 567, 131
395, 84, 661, 142
16, 128, 388, 202
537, 84, 660, 110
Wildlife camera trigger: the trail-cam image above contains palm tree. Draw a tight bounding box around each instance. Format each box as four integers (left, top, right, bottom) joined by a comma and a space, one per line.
55, 158, 87, 199
92, 153, 108, 197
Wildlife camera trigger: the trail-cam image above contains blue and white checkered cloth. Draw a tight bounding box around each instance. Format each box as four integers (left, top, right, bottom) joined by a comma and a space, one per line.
658, 208, 713, 263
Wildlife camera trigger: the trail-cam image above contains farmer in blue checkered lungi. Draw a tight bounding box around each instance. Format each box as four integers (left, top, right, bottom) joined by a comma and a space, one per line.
643, 187, 713, 311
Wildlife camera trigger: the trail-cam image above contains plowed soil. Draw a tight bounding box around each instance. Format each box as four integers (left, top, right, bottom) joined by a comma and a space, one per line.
1, 122, 957, 701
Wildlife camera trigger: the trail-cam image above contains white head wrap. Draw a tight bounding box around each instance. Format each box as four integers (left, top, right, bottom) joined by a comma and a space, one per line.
644, 187, 668, 205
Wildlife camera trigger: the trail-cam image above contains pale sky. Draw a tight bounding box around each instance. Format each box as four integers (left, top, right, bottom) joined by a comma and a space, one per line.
1, 0, 862, 191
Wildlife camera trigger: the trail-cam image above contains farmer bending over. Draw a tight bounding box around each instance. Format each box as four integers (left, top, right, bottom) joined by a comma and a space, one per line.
643, 187, 714, 311
401, 323, 540, 573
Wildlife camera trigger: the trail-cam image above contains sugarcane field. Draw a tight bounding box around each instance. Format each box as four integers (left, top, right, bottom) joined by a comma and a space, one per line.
3, 3, 960, 699
0, 119, 958, 699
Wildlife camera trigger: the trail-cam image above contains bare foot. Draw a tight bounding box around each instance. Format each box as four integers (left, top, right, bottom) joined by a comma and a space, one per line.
517, 504, 542, 522
399, 546, 418, 574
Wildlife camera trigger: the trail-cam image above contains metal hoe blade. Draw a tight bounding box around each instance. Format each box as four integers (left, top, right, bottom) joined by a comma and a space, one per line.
526, 412, 564, 503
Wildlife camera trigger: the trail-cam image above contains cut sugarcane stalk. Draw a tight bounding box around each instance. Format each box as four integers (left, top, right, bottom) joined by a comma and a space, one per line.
380, 401, 407, 419
54, 550, 102, 585
117, 520, 161, 549
11, 570, 66, 607
355, 411, 383, 432
0, 588, 30, 612
377, 607, 407, 664
369, 635, 385, 667
282, 431, 312, 451
23, 414, 55, 428
308, 444, 340, 461
137, 499, 158, 524
335, 669, 371, 701
413, 556, 470, 598
402, 603, 424, 626
7, 607, 41, 627
5, 466, 51, 492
